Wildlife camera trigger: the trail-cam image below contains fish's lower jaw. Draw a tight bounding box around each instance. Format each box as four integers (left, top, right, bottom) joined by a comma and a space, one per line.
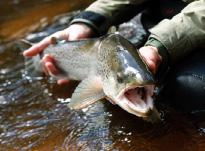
142, 107, 161, 123
121, 101, 161, 123
115, 85, 161, 122
115, 95, 153, 118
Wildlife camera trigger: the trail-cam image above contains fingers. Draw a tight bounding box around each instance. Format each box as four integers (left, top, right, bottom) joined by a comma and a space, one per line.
23, 30, 69, 57
42, 55, 69, 85
57, 79, 69, 85
42, 55, 58, 76
23, 25, 93, 86
139, 46, 162, 74
66, 23, 95, 41
45, 62, 59, 76
22, 29, 71, 86
23, 37, 52, 57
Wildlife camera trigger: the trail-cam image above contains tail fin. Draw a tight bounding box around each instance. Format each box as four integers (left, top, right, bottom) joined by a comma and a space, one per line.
17, 39, 43, 77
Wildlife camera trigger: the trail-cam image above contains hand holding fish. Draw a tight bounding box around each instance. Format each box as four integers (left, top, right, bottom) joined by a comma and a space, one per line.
23, 23, 162, 85
21, 31, 163, 122
139, 46, 162, 74
23, 23, 95, 85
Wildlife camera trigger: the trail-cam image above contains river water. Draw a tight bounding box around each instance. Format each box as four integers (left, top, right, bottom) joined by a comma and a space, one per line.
1, 0, 205, 151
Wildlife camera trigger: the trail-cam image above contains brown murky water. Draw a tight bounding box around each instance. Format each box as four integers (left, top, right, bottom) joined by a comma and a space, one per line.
1, 0, 205, 151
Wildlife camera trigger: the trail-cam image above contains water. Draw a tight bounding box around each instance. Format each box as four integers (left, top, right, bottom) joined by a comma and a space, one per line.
1, 0, 205, 151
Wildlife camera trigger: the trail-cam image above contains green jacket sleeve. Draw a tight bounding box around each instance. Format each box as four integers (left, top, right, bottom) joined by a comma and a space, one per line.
149, 0, 205, 63
70, 0, 148, 35
86, 0, 147, 18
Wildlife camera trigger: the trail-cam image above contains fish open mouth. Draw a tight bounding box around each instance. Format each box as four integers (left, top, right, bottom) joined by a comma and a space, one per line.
124, 87, 147, 108
116, 85, 157, 118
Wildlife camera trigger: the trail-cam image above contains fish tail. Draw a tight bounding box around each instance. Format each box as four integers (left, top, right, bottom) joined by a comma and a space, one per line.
24, 55, 43, 76
17, 39, 43, 77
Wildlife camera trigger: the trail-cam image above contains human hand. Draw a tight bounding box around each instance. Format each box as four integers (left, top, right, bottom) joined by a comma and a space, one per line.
139, 46, 162, 74
23, 23, 95, 85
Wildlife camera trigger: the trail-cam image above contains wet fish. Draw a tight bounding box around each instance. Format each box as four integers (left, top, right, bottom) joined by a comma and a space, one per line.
19, 33, 160, 122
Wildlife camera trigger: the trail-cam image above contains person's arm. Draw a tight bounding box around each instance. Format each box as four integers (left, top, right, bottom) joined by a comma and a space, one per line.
148, 0, 205, 64
70, 0, 149, 35
137, 0, 205, 82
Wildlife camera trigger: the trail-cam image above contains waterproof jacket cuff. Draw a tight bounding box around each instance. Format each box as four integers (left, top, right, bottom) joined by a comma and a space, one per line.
70, 11, 109, 36
145, 37, 170, 83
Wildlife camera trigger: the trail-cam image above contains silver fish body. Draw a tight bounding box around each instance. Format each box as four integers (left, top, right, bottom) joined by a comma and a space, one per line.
42, 38, 101, 80
20, 33, 160, 122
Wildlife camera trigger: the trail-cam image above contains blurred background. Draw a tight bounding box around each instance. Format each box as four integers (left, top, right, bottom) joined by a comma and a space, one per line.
0, 0, 93, 43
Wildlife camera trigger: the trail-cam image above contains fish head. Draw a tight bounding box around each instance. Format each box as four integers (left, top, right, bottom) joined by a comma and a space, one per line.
99, 34, 160, 122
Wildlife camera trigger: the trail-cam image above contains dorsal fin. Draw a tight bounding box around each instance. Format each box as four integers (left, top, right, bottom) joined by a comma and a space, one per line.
107, 26, 117, 34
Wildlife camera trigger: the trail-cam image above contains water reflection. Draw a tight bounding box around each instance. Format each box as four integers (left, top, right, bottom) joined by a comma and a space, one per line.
0, 0, 205, 151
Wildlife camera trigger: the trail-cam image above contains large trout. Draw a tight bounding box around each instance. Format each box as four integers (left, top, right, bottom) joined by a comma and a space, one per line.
19, 33, 160, 122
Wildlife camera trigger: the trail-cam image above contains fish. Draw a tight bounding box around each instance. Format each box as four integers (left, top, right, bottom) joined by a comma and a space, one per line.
18, 33, 161, 122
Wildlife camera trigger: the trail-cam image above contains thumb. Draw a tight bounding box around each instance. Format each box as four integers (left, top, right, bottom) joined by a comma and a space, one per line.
139, 46, 162, 74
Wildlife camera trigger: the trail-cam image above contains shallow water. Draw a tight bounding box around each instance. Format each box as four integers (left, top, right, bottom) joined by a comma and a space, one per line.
1, 0, 205, 151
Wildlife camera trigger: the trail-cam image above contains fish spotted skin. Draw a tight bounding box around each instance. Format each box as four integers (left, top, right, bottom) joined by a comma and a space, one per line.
19, 33, 160, 122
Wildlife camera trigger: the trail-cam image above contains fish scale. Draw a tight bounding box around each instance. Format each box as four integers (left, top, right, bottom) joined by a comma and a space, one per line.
19, 33, 160, 122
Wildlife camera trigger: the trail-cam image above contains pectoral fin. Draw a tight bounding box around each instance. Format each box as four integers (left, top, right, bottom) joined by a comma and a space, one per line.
68, 77, 105, 110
